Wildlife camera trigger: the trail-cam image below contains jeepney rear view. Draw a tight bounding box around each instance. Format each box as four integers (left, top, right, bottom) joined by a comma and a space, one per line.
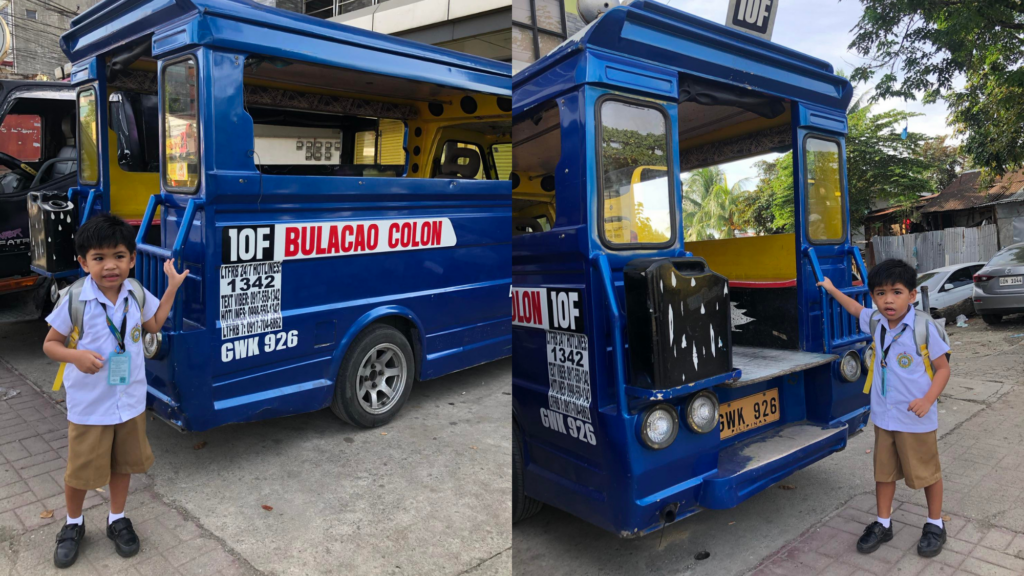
512, 0, 870, 536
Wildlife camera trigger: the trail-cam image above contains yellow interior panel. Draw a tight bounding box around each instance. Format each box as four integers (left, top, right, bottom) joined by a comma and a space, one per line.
679, 110, 791, 151
106, 130, 160, 223
686, 234, 796, 282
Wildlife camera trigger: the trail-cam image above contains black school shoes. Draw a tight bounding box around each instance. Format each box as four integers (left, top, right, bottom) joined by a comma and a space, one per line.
856, 520, 893, 553
54, 521, 85, 568
918, 523, 946, 557
107, 517, 141, 557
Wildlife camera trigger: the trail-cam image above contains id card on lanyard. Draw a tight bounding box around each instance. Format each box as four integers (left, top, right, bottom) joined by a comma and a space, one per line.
103, 298, 131, 386
878, 324, 908, 397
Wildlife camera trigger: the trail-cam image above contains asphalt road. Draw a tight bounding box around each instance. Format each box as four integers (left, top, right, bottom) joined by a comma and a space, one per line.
0, 292, 512, 576
512, 314, 1024, 576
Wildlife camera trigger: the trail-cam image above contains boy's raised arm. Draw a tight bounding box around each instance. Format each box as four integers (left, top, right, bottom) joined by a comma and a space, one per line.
816, 277, 865, 318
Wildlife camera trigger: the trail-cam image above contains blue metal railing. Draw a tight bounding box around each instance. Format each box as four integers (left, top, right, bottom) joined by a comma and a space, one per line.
135, 195, 203, 332
804, 246, 871, 353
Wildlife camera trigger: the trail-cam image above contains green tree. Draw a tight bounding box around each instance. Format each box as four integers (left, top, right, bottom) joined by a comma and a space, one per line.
734, 159, 786, 235
917, 136, 964, 193
847, 0, 1024, 172
770, 153, 795, 233
682, 167, 747, 240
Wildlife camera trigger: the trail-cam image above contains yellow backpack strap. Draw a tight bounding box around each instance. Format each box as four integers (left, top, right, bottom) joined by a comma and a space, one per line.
863, 342, 875, 394
921, 344, 934, 380
51, 278, 87, 392
52, 326, 80, 391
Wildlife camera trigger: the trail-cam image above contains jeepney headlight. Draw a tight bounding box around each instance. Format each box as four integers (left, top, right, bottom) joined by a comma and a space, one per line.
840, 350, 862, 382
686, 391, 719, 434
640, 404, 678, 450
143, 332, 162, 359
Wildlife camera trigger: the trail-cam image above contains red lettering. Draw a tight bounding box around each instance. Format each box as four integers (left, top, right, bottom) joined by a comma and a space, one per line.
315, 227, 327, 255
411, 222, 421, 248
327, 225, 340, 254
341, 225, 354, 252
284, 227, 299, 258
367, 224, 379, 250
529, 291, 542, 326
300, 227, 315, 256
354, 225, 366, 252
388, 223, 400, 249
512, 290, 520, 320
520, 293, 532, 323
431, 221, 442, 245
400, 222, 412, 247
419, 221, 433, 246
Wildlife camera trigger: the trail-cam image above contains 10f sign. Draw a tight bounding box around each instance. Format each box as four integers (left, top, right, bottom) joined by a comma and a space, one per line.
726, 0, 778, 41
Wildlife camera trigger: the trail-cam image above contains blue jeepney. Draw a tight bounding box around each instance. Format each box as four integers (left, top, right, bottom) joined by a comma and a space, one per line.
59, 0, 512, 431
511, 1, 871, 536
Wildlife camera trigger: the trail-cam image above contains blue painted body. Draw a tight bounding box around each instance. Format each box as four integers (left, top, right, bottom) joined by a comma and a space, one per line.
512, 1, 871, 536
60, 0, 512, 431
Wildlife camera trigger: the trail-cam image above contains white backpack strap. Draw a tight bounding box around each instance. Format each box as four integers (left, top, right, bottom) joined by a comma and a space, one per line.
60, 277, 88, 345
125, 278, 145, 312
912, 312, 930, 357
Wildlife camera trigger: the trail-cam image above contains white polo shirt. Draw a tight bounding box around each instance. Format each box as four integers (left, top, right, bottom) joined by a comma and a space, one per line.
859, 306, 950, 433
46, 277, 159, 425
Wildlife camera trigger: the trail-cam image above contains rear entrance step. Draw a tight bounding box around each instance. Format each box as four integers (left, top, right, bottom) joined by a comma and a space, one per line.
699, 421, 848, 509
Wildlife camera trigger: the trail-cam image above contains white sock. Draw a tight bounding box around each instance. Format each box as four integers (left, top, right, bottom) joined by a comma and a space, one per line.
927, 517, 943, 529
877, 516, 891, 528
108, 511, 125, 525
66, 515, 83, 526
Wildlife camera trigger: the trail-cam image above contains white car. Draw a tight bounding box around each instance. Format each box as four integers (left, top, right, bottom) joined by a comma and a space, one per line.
867, 262, 985, 314
914, 262, 986, 312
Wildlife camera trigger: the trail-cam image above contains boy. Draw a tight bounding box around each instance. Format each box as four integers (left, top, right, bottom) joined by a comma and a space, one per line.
42, 213, 187, 568
818, 259, 951, 558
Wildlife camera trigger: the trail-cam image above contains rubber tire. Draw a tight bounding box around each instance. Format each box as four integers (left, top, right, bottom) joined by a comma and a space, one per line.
330, 325, 415, 428
982, 314, 1002, 325
513, 426, 543, 523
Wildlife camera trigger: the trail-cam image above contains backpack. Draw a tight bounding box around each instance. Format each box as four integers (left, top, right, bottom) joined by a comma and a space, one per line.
51, 276, 146, 391
862, 309, 951, 394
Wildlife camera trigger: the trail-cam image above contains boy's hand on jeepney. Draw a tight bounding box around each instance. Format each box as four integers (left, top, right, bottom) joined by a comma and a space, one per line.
908, 397, 932, 417
73, 350, 105, 374
816, 277, 835, 293
164, 259, 190, 288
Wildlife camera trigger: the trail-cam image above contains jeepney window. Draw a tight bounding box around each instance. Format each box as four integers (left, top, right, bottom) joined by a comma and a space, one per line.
492, 143, 511, 180
804, 137, 845, 243
77, 88, 99, 185
162, 58, 200, 192
599, 100, 673, 247
512, 101, 560, 235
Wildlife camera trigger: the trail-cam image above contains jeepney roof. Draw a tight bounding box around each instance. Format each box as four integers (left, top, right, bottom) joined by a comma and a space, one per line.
513, 0, 852, 114
61, 0, 510, 95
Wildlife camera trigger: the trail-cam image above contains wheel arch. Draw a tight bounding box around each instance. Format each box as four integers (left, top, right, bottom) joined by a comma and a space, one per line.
328, 306, 427, 383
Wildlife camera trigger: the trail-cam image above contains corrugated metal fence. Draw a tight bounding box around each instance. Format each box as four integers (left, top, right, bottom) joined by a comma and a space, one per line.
872, 225, 1000, 271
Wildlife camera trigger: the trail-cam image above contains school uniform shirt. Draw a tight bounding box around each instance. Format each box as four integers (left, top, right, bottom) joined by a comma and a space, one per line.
859, 306, 950, 433
45, 277, 159, 425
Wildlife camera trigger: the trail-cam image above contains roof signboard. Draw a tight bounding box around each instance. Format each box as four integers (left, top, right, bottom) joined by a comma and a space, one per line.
726, 0, 779, 41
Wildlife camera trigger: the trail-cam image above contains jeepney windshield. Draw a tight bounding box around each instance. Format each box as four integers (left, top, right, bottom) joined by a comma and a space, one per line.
77, 87, 99, 185
599, 100, 673, 247
163, 58, 200, 192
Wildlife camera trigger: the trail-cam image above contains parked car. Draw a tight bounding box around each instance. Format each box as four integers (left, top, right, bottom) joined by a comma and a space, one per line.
973, 243, 1024, 324
915, 262, 986, 313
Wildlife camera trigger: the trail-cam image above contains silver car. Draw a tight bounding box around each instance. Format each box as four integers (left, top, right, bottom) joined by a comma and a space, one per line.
973, 243, 1024, 324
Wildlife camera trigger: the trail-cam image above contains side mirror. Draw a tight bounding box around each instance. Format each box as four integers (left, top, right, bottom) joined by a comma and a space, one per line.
944, 283, 955, 291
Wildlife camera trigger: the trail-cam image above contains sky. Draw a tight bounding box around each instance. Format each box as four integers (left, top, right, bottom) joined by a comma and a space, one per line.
656, 0, 957, 191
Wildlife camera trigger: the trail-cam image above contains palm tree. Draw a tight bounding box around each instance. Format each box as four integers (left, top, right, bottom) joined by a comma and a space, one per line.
683, 167, 749, 240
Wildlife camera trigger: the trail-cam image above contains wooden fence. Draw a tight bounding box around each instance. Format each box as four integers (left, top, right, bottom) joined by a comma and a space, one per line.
871, 225, 1000, 272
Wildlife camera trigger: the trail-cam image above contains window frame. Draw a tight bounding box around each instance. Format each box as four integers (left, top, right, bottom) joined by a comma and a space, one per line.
802, 133, 848, 246
76, 85, 100, 186
595, 94, 677, 251
160, 54, 201, 195
512, 0, 568, 62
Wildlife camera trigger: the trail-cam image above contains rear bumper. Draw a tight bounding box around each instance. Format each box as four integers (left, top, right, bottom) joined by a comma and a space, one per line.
698, 421, 849, 509
973, 292, 1024, 315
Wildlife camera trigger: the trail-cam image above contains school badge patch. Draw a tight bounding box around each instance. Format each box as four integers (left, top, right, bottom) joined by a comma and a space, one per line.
897, 352, 913, 369
131, 325, 142, 344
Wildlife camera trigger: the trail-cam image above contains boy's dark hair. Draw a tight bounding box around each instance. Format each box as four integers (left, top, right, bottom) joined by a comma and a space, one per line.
868, 259, 917, 292
75, 213, 136, 257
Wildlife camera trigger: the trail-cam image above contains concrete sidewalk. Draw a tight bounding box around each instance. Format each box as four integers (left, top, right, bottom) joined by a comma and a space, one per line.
752, 384, 1024, 576
0, 360, 257, 576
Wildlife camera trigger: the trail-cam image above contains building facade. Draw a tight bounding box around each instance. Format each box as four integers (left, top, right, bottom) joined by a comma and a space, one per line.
512, 0, 583, 73
1, 0, 101, 78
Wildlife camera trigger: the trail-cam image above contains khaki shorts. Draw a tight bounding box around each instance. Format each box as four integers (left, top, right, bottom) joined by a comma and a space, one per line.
873, 425, 941, 490
65, 412, 154, 490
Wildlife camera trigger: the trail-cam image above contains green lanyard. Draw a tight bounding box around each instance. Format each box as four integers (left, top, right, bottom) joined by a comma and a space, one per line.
101, 298, 130, 354
878, 324, 908, 397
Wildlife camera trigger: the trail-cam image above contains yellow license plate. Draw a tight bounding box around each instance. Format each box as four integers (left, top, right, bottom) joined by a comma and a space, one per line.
719, 389, 780, 439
